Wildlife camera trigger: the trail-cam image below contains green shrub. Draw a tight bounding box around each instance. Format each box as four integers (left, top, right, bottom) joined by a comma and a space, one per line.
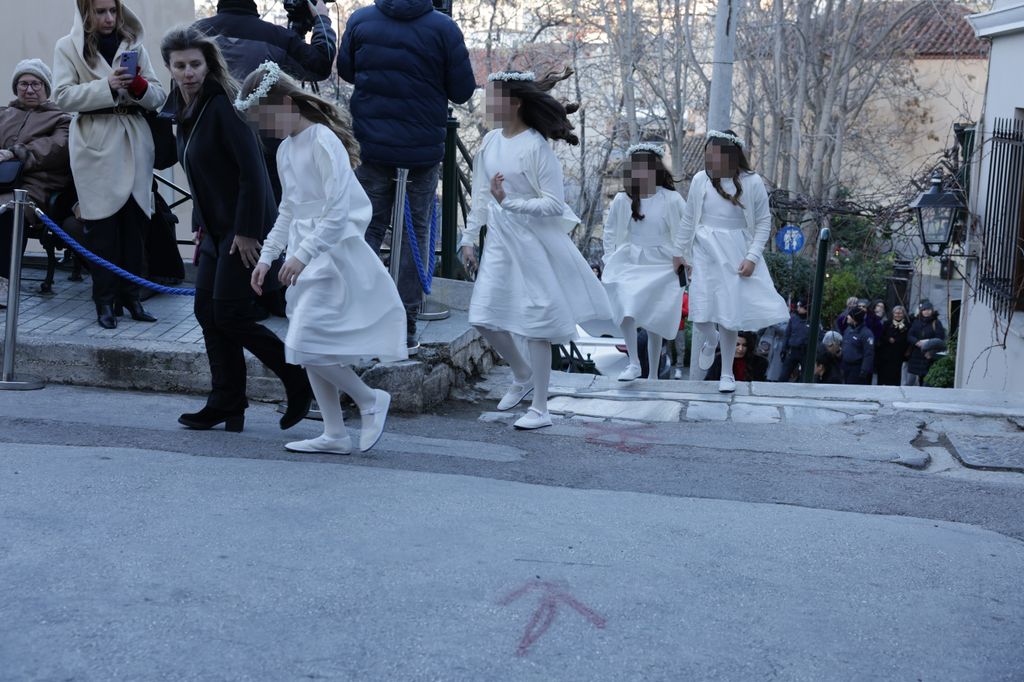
924, 336, 957, 388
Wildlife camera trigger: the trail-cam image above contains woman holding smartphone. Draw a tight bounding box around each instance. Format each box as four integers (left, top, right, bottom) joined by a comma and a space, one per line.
53, 0, 165, 328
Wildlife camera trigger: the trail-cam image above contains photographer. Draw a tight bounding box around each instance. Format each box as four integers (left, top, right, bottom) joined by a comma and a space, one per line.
338, 0, 476, 352
194, 1, 337, 84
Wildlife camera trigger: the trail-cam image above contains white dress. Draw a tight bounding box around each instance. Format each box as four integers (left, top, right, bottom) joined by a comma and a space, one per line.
460, 129, 612, 343
685, 175, 789, 331
601, 188, 687, 339
259, 124, 408, 366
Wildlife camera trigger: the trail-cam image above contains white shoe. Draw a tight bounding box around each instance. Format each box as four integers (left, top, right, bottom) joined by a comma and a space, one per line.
617, 363, 642, 382
359, 389, 391, 452
698, 329, 720, 371
513, 407, 553, 430
497, 380, 534, 411
718, 374, 736, 393
285, 434, 353, 455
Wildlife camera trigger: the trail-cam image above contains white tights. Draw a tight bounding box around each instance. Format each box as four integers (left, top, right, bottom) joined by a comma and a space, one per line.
304, 364, 377, 439
694, 322, 738, 379
620, 317, 663, 379
476, 327, 552, 413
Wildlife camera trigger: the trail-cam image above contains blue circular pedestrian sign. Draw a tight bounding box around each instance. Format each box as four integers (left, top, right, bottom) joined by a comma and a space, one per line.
776, 224, 805, 254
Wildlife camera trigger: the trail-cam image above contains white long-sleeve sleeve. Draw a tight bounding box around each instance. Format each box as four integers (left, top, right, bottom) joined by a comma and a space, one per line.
601, 192, 628, 266
744, 174, 772, 264
668, 191, 688, 258
259, 199, 291, 266
291, 129, 356, 265
499, 139, 568, 217
459, 132, 495, 248
679, 181, 698, 265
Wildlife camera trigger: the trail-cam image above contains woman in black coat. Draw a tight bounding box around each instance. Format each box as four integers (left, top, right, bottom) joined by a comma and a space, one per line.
907, 300, 946, 386
162, 27, 311, 431
875, 304, 910, 386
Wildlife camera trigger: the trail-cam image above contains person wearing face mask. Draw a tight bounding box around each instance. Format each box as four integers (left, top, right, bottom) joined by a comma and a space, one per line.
907, 299, 946, 386
0, 59, 72, 302
876, 304, 910, 386
160, 27, 312, 434
678, 129, 789, 393
52, 0, 166, 329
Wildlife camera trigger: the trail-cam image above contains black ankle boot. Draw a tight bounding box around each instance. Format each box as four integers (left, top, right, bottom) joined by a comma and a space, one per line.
280, 375, 313, 430
178, 406, 245, 432
116, 300, 157, 322
96, 303, 117, 329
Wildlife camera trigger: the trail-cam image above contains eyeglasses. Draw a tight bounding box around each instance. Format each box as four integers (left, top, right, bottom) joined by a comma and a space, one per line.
17, 81, 44, 91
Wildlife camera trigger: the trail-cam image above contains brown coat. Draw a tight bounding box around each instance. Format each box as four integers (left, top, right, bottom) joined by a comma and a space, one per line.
0, 100, 72, 215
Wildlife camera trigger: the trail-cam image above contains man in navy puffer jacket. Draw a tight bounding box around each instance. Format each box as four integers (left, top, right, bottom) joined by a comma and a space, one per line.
339, 0, 476, 352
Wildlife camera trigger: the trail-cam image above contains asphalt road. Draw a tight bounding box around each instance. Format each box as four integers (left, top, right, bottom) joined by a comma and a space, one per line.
1, 385, 1022, 680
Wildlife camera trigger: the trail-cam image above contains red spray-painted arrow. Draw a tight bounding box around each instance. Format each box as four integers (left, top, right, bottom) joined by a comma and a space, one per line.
499, 580, 607, 656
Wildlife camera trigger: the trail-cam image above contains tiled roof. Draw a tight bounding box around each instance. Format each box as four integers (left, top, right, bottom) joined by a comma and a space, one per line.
894, 1, 990, 58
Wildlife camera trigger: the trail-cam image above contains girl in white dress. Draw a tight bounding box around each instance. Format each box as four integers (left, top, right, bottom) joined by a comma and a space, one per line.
460, 69, 612, 430
242, 64, 407, 454
680, 130, 789, 393
602, 144, 687, 381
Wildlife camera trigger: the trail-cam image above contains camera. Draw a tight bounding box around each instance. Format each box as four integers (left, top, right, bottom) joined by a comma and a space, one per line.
284, 0, 336, 35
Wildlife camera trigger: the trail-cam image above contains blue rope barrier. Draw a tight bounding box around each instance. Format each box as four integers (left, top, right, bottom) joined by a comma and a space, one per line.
403, 195, 439, 295
33, 209, 196, 297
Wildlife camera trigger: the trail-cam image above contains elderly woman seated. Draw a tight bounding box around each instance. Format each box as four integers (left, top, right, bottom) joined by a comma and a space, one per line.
0, 59, 72, 301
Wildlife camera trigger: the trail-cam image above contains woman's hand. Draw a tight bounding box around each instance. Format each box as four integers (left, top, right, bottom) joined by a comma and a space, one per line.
107, 67, 133, 93
461, 245, 478, 276
737, 259, 756, 277
672, 256, 684, 272
229, 235, 262, 268
489, 173, 506, 204
278, 256, 305, 287
250, 262, 270, 295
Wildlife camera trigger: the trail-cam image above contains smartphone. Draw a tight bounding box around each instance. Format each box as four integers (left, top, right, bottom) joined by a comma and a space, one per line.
677, 264, 687, 288
118, 50, 139, 76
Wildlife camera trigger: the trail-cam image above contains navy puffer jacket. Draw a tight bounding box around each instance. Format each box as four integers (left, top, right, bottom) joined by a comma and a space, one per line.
338, 0, 477, 167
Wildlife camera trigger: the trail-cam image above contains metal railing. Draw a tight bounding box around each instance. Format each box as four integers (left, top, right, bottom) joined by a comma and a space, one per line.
1, 190, 44, 390
978, 117, 1024, 316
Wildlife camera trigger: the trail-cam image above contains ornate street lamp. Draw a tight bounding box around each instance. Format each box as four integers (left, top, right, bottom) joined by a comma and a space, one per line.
909, 174, 965, 257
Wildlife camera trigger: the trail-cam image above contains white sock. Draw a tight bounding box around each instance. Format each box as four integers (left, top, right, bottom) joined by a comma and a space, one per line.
620, 317, 640, 368
719, 327, 739, 378
527, 339, 552, 414
305, 367, 347, 439
477, 327, 532, 383
647, 332, 663, 379
307, 363, 376, 413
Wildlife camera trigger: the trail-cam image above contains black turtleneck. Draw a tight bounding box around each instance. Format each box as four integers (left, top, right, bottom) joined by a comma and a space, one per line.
97, 32, 120, 66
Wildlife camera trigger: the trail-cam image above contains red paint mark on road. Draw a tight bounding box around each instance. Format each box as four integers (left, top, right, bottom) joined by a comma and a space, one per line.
499, 579, 606, 656
583, 421, 660, 454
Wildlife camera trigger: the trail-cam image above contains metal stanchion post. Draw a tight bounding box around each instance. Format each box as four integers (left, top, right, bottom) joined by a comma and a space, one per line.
441, 111, 459, 279
801, 227, 831, 383
1, 189, 44, 390
388, 168, 410, 284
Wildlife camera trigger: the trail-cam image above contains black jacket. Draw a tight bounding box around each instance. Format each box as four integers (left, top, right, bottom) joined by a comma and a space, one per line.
907, 315, 946, 377
815, 343, 844, 384
877, 319, 910, 371
175, 81, 276, 242
784, 312, 812, 349
841, 321, 875, 378
195, 1, 337, 82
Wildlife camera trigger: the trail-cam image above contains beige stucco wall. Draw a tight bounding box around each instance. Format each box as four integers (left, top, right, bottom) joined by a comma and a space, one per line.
0, 1, 195, 95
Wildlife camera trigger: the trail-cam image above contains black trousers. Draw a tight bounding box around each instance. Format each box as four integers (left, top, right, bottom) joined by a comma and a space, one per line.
842, 362, 871, 385
194, 292, 303, 412
0, 211, 28, 280
780, 346, 807, 382
84, 198, 147, 305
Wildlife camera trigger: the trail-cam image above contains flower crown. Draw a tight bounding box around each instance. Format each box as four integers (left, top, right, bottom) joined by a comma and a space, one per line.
234, 61, 282, 112
487, 71, 536, 83
706, 129, 745, 148
626, 142, 665, 157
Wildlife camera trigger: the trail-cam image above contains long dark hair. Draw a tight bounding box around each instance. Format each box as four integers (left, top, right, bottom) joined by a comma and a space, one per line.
238, 66, 360, 168
624, 151, 676, 221
78, 0, 137, 67
706, 129, 753, 208
160, 26, 239, 104
495, 67, 579, 145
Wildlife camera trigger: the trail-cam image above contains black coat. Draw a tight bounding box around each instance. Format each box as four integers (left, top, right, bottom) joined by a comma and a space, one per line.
841, 322, 875, 379
175, 81, 279, 298
907, 315, 946, 377
876, 319, 910, 383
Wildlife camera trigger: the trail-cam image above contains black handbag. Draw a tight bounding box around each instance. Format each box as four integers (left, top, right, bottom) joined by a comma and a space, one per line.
147, 110, 177, 171
0, 159, 25, 192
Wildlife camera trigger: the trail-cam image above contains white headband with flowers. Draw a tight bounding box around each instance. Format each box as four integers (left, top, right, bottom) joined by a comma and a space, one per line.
487, 71, 536, 83
626, 142, 665, 157
234, 61, 282, 111
706, 129, 745, 148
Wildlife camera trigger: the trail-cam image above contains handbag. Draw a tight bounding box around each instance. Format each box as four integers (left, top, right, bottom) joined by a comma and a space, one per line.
0, 159, 25, 191
146, 110, 177, 171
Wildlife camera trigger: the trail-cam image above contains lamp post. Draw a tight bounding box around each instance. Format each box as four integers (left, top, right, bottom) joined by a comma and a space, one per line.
908, 173, 965, 257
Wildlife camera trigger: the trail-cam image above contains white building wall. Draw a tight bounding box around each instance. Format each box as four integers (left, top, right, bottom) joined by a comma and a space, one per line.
960, 0, 1024, 391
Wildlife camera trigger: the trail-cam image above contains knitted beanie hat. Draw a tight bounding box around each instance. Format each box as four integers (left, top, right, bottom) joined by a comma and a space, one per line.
12, 59, 53, 97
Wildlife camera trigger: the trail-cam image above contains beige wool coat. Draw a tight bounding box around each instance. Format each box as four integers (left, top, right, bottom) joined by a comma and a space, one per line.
52, 4, 165, 221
